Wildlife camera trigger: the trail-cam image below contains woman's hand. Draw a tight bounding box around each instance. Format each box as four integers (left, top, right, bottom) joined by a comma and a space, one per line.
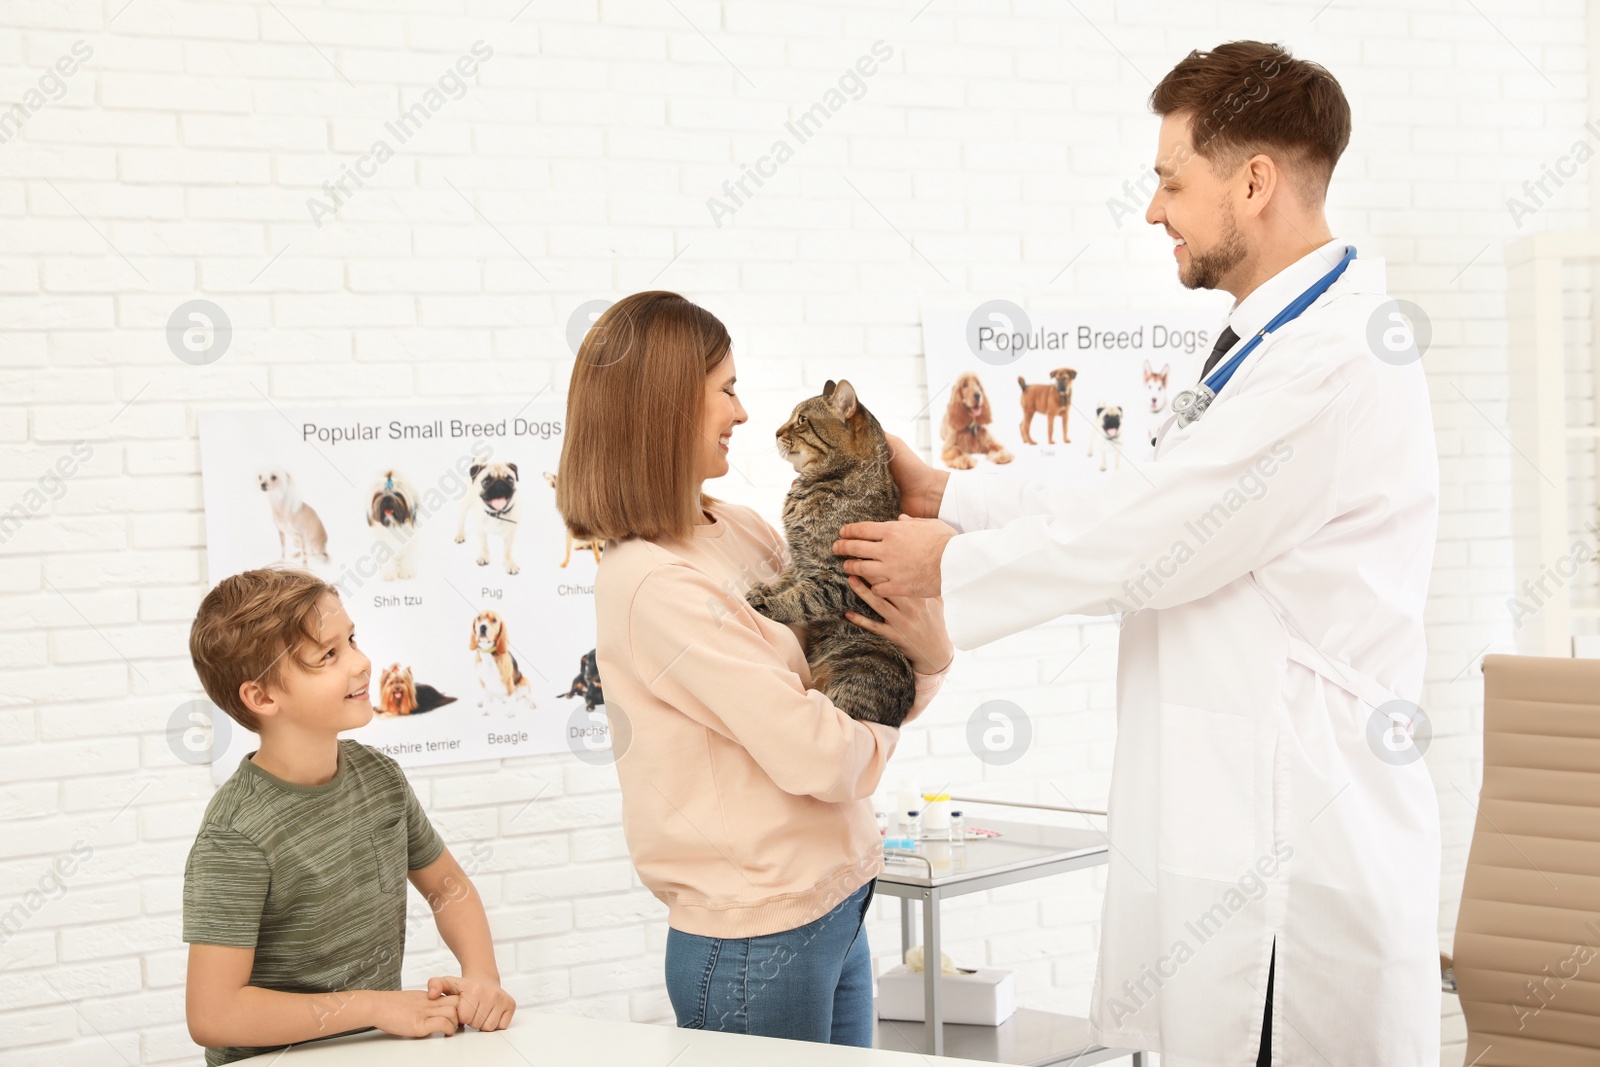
843, 573, 953, 677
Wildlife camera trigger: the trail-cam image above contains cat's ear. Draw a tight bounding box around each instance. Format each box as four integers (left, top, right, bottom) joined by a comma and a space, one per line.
827, 379, 858, 419
823, 379, 836, 397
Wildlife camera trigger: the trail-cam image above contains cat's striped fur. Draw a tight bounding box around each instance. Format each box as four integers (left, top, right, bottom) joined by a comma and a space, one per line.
745, 379, 917, 728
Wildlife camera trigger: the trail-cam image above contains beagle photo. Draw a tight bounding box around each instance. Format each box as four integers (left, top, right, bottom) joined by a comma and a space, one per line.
470, 610, 535, 713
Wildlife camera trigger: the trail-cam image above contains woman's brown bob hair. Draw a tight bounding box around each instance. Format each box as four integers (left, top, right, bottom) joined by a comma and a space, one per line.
557, 291, 731, 544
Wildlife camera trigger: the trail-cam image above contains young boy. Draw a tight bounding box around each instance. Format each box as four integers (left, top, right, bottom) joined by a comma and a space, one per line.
182, 568, 515, 1065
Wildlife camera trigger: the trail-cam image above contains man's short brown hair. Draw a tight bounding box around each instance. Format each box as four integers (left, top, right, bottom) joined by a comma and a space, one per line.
557, 290, 732, 544
189, 568, 338, 733
1150, 41, 1351, 203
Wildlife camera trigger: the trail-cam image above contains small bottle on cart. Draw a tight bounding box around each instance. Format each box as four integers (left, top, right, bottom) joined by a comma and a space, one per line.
875, 811, 888, 837
906, 809, 922, 839
949, 811, 965, 844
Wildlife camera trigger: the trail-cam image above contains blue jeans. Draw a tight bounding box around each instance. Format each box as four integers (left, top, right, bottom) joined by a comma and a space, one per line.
664, 880, 876, 1046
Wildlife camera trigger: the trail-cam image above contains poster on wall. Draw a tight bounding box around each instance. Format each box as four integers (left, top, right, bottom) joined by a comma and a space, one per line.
197, 405, 609, 785
922, 304, 1216, 483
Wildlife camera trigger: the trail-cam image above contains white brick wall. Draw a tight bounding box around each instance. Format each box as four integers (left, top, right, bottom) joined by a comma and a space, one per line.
0, 1, 1587, 1063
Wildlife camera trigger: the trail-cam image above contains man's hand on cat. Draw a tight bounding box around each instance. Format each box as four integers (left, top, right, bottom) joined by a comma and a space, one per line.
843, 574, 953, 676
833, 513, 955, 599
883, 433, 950, 519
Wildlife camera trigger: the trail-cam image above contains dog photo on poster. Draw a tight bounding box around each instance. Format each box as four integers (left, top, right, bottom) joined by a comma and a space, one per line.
197, 405, 608, 784
922, 305, 1216, 483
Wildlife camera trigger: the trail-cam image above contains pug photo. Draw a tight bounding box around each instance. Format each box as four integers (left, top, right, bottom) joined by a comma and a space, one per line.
455, 461, 521, 575
1088, 403, 1124, 472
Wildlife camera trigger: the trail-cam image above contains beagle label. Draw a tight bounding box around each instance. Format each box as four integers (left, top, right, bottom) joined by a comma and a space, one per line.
487, 731, 531, 747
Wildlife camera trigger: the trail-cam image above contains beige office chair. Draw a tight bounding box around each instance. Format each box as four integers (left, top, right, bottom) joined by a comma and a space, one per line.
1446, 653, 1600, 1065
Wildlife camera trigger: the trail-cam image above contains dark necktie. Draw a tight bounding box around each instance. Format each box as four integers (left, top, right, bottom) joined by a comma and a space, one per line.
1201, 325, 1240, 380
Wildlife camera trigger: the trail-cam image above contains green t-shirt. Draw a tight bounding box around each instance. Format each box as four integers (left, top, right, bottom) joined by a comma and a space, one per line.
182, 739, 445, 1066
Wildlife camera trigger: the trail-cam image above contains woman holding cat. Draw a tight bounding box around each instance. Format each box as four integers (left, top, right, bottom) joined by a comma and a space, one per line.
558, 290, 952, 1047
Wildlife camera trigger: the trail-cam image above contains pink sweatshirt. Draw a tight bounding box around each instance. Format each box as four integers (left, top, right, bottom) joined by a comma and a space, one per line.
593, 499, 948, 938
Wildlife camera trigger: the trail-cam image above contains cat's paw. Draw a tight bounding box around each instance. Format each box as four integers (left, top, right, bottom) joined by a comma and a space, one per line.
744, 584, 773, 615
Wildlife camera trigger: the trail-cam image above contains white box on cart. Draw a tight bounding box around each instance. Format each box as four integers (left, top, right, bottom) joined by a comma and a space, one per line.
875, 965, 1017, 1025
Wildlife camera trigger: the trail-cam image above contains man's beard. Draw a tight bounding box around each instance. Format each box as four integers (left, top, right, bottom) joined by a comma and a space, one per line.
1179, 204, 1247, 291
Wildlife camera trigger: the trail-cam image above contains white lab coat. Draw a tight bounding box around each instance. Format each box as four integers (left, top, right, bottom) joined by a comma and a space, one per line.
937, 242, 1442, 1066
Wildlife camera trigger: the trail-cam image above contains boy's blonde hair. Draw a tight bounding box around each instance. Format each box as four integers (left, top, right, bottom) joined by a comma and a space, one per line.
189, 568, 338, 733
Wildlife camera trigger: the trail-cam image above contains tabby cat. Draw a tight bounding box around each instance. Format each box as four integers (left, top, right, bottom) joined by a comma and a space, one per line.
744, 379, 917, 728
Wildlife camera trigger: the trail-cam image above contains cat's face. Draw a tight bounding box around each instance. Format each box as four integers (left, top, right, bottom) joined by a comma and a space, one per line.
774, 379, 882, 475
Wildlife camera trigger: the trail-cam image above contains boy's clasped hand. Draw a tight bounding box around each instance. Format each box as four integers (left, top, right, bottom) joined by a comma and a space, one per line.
425, 974, 517, 1033
361, 975, 516, 1037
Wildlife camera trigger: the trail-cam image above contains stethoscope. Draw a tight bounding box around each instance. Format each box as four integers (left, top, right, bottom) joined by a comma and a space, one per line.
1170, 246, 1356, 428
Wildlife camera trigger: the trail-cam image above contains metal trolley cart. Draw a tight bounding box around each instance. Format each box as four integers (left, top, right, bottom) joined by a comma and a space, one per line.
870, 799, 1147, 1066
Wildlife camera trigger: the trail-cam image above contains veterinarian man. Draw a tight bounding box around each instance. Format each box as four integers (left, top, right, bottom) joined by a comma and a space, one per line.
834, 42, 1440, 1066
